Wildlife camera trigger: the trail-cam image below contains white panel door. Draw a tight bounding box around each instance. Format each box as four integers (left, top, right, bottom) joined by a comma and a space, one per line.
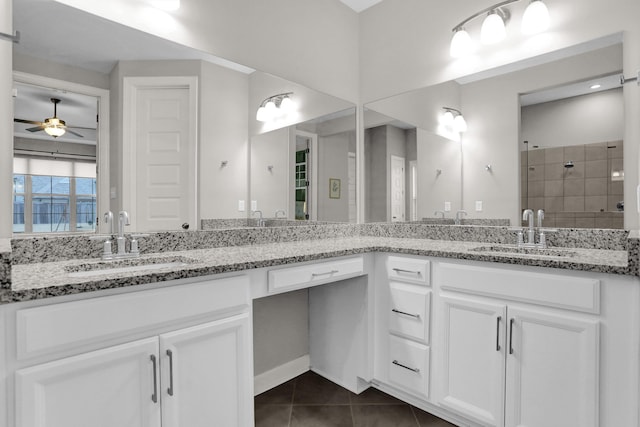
15, 337, 161, 427
123, 76, 197, 232
136, 86, 194, 231
159, 313, 253, 427
436, 295, 507, 427
390, 155, 405, 222
505, 307, 599, 427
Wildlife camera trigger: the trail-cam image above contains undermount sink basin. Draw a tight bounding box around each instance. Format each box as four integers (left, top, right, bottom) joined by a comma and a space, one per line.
66, 256, 195, 278
470, 245, 578, 258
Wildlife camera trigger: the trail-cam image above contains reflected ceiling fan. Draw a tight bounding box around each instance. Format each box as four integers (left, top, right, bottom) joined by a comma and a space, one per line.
14, 98, 93, 138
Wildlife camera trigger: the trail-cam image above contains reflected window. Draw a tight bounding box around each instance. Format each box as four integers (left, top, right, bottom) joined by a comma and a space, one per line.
13, 174, 96, 233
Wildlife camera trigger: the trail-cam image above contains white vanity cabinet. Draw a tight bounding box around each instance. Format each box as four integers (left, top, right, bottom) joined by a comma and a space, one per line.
374, 255, 432, 400
434, 262, 601, 427
9, 275, 253, 427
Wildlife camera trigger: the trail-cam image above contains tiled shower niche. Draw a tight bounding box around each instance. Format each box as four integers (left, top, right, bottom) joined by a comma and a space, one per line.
521, 140, 624, 229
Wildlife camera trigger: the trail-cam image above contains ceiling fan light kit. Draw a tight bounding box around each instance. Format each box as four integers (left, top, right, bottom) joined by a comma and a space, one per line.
14, 97, 88, 139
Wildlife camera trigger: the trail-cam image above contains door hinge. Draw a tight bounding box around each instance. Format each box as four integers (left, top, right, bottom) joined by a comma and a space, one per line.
305, 148, 310, 154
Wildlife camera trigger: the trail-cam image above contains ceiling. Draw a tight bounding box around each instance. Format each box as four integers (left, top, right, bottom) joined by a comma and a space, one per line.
339, 0, 384, 13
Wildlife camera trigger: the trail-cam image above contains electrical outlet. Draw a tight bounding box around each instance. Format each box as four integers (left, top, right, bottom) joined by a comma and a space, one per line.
475, 200, 483, 211
251, 200, 257, 211
444, 201, 451, 212
238, 200, 245, 212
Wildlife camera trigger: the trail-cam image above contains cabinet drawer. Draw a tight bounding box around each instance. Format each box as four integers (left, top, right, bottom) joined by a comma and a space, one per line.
389, 283, 431, 344
268, 256, 364, 294
16, 275, 250, 360
387, 256, 430, 285
389, 335, 429, 399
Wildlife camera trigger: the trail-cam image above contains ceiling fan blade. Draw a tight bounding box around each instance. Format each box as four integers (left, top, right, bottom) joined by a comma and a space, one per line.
65, 128, 85, 138
14, 118, 44, 126
26, 126, 45, 133
66, 125, 97, 131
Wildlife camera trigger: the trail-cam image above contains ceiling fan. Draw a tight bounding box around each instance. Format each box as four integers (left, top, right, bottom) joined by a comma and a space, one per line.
14, 98, 93, 138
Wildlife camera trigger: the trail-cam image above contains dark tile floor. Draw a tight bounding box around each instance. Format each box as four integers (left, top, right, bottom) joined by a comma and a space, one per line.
255, 371, 457, 427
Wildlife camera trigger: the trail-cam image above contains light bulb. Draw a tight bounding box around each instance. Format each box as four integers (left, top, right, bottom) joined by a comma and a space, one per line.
256, 106, 267, 122
450, 28, 473, 58
481, 11, 506, 44
521, 0, 549, 35
44, 118, 66, 138
279, 96, 294, 113
442, 111, 455, 127
454, 114, 468, 133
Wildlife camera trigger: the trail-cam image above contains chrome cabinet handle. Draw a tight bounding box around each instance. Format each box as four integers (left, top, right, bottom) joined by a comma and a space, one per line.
311, 270, 339, 277
391, 308, 421, 319
167, 349, 174, 396
392, 360, 420, 373
392, 268, 421, 276
496, 316, 502, 352
150, 354, 158, 403
509, 318, 515, 355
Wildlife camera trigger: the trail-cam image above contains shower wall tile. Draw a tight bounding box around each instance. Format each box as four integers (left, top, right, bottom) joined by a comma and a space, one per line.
564, 196, 585, 212
528, 180, 544, 197
545, 180, 564, 197
545, 147, 563, 164
608, 196, 624, 212
585, 196, 607, 212
527, 197, 545, 211
594, 216, 613, 229
544, 197, 564, 212
528, 149, 545, 165
563, 161, 585, 179
585, 178, 607, 196
564, 145, 585, 162
575, 217, 595, 228
609, 180, 623, 196
585, 160, 608, 178
564, 179, 585, 197
544, 163, 564, 180
527, 165, 545, 181
607, 141, 623, 159
586, 143, 607, 161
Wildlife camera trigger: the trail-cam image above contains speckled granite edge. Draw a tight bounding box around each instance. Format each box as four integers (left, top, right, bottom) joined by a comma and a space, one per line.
0, 239, 11, 292
417, 218, 511, 226
4, 236, 631, 304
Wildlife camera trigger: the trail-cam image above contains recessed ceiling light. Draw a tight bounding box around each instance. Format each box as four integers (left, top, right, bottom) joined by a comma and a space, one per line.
590, 84, 601, 90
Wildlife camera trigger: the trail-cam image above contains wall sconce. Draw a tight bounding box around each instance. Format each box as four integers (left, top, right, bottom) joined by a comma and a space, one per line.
441, 107, 467, 134
256, 92, 295, 122
450, 0, 550, 58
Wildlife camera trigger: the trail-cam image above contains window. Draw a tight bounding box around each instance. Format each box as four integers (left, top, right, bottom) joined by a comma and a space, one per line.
13, 174, 97, 233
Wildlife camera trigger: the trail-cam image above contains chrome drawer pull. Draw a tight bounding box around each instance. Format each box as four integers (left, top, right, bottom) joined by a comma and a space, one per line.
392, 268, 422, 276
392, 359, 420, 373
496, 316, 502, 352
167, 349, 175, 396
391, 308, 421, 319
150, 354, 158, 403
311, 270, 339, 277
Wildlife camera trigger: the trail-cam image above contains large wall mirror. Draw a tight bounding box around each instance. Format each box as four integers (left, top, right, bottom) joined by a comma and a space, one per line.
363, 34, 625, 229
11, 0, 356, 233
249, 71, 356, 223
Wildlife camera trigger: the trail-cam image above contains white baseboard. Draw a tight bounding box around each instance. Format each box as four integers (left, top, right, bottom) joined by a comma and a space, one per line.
254, 354, 310, 396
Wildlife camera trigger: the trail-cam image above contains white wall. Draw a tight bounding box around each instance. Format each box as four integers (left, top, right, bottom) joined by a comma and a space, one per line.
0, 0, 13, 238
522, 89, 624, 148
317, 132, 353, 222
250, 127, 290, 217
54, 0, 359, 103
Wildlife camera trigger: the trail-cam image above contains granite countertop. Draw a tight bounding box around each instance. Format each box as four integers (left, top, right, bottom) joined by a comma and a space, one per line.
3, 236, 630, 304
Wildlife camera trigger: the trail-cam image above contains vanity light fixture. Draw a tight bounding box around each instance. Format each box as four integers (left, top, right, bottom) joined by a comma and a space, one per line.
256, 92, 295, 122
441, 107, 467, 134
450, 0, 550, 57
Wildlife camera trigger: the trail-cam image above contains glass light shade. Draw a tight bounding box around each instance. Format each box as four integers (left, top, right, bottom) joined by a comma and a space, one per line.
44, 118, 66, 138
453, 114, 468, 133
279, 96, 294, 113
256, 106, 268, 122
450, 28, 473, 58
521, 0, 549, 35
442, 111, 455, 126
481, 12, 506, 44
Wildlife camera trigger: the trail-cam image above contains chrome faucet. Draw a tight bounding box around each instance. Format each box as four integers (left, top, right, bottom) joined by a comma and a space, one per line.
522, 209, 535, 245
434, 210, 445, 219
537, 209, 546, 247
117, 211, 130, 255
252, 210, 265, 227
104, 211, 114, 234
275, 210, 286, 219
454, 210, 467, 225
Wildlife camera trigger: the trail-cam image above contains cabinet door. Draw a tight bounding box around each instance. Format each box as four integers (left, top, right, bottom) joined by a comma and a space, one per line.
159, 313, 253, 427
505, 307, 599, 427
15, 337, 161, 427
436, 295, 506, 427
